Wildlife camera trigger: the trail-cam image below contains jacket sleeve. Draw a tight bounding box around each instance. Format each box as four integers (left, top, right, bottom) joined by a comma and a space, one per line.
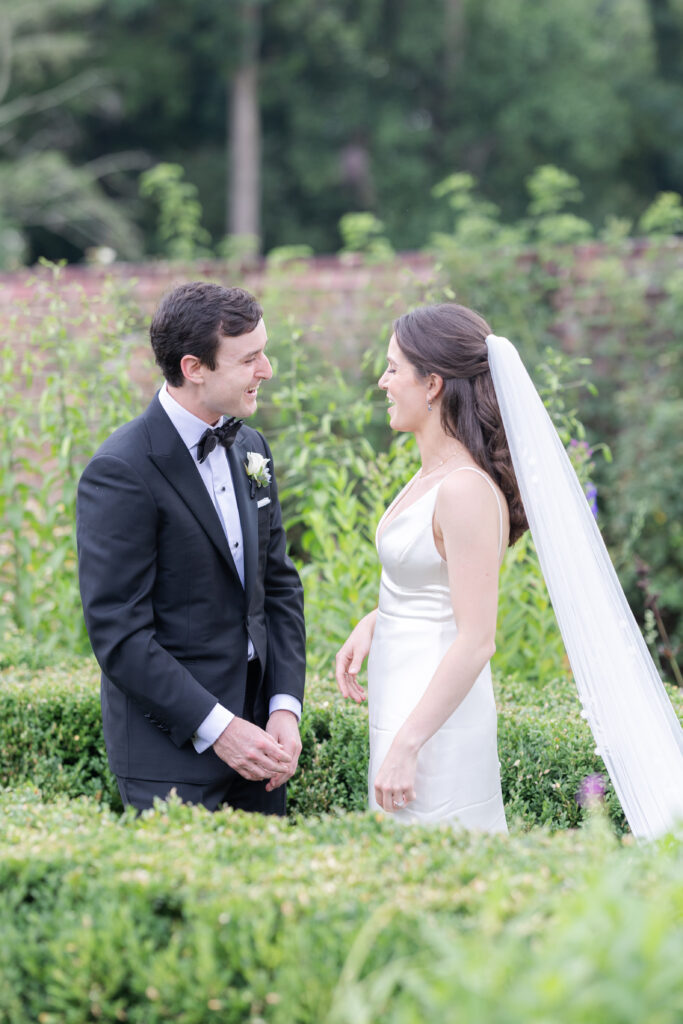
259, 436, 306, 707
76, 453, 219, 747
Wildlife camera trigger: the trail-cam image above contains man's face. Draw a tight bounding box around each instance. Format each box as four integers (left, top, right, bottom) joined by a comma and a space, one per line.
198, 319, 272, 422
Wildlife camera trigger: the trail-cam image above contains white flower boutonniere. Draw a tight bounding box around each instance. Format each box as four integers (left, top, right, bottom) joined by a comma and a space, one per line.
245, 451, 271, 489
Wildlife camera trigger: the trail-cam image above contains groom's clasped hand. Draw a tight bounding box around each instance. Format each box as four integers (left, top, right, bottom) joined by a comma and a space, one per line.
212, 713, 296, 788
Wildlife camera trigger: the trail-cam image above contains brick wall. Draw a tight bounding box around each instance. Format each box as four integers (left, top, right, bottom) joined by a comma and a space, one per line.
0, 253, 438, 365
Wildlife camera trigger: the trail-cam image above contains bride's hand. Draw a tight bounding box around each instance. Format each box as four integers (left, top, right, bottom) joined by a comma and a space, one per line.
335, 610, 377, 702
374, 741, 418, 812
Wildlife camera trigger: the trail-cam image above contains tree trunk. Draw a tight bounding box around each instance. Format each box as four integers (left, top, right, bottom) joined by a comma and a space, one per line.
444, 0, 464, 78
227, 2, 261, 253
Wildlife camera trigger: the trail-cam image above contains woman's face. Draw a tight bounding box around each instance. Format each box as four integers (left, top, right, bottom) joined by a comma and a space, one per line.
378, 333, 429, 432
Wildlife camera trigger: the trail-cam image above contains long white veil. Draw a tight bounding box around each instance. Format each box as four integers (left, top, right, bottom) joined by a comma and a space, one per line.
486, 334, 683, 839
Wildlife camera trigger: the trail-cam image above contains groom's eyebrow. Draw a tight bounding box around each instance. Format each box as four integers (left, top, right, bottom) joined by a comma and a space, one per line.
241, 346, 265, 360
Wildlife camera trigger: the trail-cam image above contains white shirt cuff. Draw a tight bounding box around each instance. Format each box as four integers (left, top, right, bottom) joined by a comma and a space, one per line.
269, 694, 302, 720
191, 695, 301, 753
192, 703, 234, 753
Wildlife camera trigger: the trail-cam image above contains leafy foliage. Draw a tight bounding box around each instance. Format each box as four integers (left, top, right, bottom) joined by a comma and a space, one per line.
338, 212, 394, 260
0, 151, 141, 263
638, 191, 683, 235
139, 162, 212, 259
6, 661, 677, 833
0, 0, 144, 264
0, 787, 681, 1022
0, 263, 148, 654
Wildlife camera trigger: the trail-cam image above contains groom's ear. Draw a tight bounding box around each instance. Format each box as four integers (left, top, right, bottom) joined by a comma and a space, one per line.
179, 353, 204, 384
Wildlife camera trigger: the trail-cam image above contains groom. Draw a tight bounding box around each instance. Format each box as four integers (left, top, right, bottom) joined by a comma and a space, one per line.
77, 282, 305, 813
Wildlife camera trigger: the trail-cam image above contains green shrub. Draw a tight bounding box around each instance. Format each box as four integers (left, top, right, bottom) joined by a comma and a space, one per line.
0, 263, 149, 659
497, 676, 626, 831
5, 663, 680, 832
327, 825, 683, 1024
0, 790, 681, 1023
0, 661, 119, 807
289, 703, 369, 816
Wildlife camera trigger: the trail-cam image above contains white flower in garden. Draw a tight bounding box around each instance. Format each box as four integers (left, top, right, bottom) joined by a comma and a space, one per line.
245, 451, 271, 488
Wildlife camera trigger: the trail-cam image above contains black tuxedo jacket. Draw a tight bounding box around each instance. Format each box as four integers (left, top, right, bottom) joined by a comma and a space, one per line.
76, 395, 305, 783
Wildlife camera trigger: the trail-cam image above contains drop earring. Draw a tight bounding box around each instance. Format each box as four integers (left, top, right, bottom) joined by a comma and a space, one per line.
427, 396, 432, 412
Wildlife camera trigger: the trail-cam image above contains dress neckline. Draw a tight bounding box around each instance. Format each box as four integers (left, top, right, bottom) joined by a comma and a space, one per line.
376, 473, 443, 548
376, 466, 506, 557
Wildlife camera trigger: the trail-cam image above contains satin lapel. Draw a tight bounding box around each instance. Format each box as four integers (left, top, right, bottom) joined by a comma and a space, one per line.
143, 398, 240, 579
227, 436, 258, 598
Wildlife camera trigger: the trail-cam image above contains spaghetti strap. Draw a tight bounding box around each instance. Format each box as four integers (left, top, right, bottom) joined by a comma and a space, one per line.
449, 467, 505, 558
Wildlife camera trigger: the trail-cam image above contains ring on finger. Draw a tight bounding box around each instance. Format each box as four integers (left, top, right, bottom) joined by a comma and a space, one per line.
392, 794, 406, 808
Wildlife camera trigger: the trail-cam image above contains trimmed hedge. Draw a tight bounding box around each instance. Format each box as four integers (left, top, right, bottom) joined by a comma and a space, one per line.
4, 661, 682, 830
0, 790, 681, 1023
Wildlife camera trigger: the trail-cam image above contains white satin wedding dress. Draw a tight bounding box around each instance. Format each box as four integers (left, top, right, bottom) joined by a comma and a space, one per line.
367, 467, 508, 832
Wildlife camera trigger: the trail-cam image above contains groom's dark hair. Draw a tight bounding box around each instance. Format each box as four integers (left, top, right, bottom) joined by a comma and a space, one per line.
150, 281, 263, 387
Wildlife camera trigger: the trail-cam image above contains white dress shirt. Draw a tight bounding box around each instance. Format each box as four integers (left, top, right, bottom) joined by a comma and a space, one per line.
157, 386, 301, 753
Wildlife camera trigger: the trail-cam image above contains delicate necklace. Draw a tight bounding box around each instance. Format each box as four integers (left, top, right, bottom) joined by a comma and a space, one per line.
381, 451, 463, 536
418, 452, 462, 479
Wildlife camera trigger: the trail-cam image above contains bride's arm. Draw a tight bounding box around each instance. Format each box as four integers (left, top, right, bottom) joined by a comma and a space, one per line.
335, 608, 378, 703
373, 472, 502, 811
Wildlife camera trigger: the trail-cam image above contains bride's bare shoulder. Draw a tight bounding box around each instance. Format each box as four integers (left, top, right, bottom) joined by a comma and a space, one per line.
434, 466, 506, 532
436, 465, 499, 501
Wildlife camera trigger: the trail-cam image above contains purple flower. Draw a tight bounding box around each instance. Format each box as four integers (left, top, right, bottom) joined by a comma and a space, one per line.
585, 482, 598, 519
577, 773, 606, 807
570, 438, 593, 457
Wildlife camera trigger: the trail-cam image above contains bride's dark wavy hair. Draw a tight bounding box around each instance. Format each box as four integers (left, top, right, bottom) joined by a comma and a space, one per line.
393, 303, 528, 545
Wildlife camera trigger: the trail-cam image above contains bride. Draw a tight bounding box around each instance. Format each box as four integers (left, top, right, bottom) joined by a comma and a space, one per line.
336, 303, 683, 839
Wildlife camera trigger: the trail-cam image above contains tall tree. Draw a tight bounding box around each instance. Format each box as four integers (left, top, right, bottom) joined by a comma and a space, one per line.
642, 0, 683, 191
228, 1, 262, 248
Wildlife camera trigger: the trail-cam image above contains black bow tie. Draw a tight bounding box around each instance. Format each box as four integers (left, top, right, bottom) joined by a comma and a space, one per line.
196, 418, 242, 463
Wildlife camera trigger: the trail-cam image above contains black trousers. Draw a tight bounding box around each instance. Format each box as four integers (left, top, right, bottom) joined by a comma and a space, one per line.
117, 661, 285, 815
116, 772, 286, 816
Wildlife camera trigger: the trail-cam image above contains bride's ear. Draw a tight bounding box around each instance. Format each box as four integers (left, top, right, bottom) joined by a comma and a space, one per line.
427, 374, 445, 402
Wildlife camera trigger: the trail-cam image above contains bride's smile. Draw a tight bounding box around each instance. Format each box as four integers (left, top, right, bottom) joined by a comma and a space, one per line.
378, 333, 432, 433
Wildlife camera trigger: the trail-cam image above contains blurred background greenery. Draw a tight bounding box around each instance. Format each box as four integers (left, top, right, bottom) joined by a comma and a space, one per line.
1, 0, 683, 265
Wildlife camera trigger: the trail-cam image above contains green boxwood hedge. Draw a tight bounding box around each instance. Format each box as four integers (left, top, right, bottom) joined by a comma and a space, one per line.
3, 661, 681, 830
0, 790, 681, 1023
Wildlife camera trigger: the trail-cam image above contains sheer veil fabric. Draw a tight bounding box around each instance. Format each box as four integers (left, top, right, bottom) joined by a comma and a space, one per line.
486, 334, 683, 839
